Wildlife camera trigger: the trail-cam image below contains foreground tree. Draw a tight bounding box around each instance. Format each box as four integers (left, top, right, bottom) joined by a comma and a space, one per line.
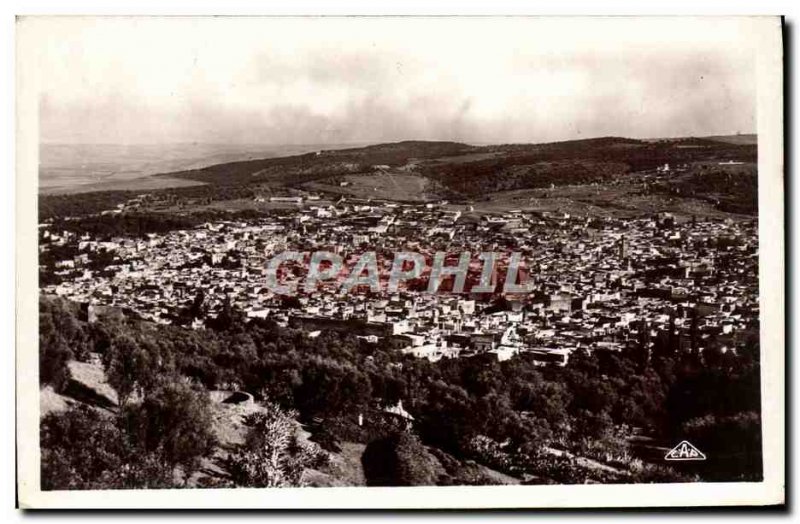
120, 378, 216, 473
225, 403, 327, 487
105, 335, 151, 405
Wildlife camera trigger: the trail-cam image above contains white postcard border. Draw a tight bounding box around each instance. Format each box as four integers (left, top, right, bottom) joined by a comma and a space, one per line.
15, 15, 785, 509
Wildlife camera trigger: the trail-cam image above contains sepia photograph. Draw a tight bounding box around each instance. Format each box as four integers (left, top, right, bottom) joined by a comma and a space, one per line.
14, 15, 785, 509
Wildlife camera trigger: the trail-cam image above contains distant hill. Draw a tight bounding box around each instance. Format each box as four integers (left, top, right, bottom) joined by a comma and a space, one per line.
154, 140, 477, 187
418, 136, 755, 197
39, 142, 361, 194
39, 135, 759, 219
156, 135, 755, 189
647, 134, 757, 146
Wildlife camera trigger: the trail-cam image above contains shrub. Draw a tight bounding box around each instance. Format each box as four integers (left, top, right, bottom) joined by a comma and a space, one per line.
40, 405, 177, 490
225, 403, 328, 487
362, 432, 441, 486
120, 378, 216, 472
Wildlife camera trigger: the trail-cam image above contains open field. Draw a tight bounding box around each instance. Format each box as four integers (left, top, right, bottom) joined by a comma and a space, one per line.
701, 134, 758, 146
40, 175, 207, 195
144, 197, 337, 215
302, 172, 439, 202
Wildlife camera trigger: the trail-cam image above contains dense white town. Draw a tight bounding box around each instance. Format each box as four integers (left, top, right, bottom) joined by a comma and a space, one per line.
40, 196, 759, 367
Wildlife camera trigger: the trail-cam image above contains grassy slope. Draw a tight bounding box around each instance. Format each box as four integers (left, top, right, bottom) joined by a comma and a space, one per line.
700, 134, 758, 146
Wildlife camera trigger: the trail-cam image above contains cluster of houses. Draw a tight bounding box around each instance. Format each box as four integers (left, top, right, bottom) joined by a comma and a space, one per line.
40, 197, 759, 367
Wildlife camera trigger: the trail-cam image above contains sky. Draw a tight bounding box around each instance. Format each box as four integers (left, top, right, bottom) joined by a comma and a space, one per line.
27, 16, 759, 146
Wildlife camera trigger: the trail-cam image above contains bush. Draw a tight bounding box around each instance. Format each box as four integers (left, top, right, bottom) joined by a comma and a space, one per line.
40, 405, 177, 490
120, 378, 216, 471
225, 403, 328, 487
362, 432, 441, 486
105, 335, 151, 405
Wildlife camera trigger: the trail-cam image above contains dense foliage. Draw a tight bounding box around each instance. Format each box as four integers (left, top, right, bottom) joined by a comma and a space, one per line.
40, 405, 177, 490
39, 295, 762, 486
362, 432, 442, 486
654, 164, 758, 215
39, 190, 134, 220
45, 210, 280, 239
41, 377, 215, 490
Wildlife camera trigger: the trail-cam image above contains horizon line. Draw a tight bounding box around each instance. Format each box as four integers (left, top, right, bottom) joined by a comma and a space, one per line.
39, 131, 757, 149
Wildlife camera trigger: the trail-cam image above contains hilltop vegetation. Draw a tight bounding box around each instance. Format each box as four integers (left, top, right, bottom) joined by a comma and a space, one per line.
39, 135, 758, 222
157, 140, 474, 186
654, 163, 758, 215
159, 136, 755, 195
421, 159, 630, 196
418, 136, 755, 198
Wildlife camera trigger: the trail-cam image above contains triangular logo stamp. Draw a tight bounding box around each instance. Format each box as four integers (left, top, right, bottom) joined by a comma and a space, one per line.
665, 440, 706, 461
